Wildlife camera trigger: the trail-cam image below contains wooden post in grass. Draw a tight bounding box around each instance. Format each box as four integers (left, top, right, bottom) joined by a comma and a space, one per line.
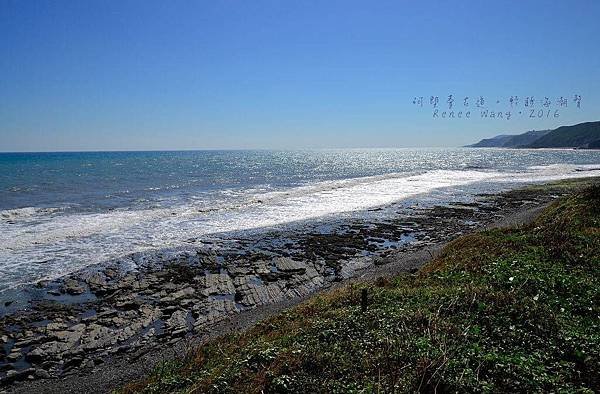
361, 288, 368, 312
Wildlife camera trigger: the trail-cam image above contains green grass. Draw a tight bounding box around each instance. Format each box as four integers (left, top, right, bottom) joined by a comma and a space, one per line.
122, 184, 600, 393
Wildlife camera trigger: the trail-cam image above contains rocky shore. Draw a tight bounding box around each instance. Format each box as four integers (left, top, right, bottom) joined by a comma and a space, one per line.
0, 183, 570, 393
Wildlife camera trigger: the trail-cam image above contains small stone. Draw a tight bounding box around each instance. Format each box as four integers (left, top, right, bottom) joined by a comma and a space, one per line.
62, 278, 86, 295
7, 351, 22, 362
46, 322, 68, 331
26, 347, 46, 362
82, 359, 95, 369
104, 268, 118, 278
34, 368, 51, 379
4, 368, 33, 382
86, 272, 107, 289
115, 298, 140, 310
166, 310, 188, 331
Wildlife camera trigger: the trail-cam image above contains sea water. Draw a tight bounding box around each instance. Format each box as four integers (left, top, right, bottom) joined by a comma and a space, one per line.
1, 148, 600, 292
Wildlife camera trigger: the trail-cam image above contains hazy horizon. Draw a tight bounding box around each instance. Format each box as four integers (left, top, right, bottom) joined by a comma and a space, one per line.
3, 120, 599, 153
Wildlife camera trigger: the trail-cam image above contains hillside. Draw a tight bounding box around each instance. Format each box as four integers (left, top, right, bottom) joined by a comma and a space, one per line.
466, 134, 513, 147
122, 181, 600, 393
503, 129, 551, 147
467, 121, 600, 149
467, 130, 550, 148
528, 121, 600, 148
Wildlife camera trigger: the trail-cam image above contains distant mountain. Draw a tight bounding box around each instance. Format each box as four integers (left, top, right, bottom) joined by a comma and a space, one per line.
527, 121, 600, 148
466, 134, 512, 148
467, 130, 550, 148
502, 130, 552, 148
467, 121, 600, 149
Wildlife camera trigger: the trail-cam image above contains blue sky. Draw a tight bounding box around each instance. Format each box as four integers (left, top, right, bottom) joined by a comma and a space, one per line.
1, 0, 599, 151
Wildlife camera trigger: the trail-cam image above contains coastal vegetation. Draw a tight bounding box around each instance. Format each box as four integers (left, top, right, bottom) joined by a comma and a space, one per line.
122, 181, 600, 393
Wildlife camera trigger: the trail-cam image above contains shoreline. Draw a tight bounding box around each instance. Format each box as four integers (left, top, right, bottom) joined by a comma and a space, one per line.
1, 177, 597, 393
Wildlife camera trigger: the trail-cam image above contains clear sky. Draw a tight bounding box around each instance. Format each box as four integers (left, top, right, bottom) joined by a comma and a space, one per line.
1, 0, 599, 151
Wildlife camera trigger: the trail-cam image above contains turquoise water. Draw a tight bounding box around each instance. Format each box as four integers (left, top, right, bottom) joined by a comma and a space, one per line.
1, 148, 600, 291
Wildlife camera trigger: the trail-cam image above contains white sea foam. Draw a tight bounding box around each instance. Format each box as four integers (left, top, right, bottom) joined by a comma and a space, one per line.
0, 163, 599, 291
0, 206, 60, 220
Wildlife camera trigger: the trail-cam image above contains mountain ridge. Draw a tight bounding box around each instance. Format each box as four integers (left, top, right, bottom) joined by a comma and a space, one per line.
467, 121, 600, 149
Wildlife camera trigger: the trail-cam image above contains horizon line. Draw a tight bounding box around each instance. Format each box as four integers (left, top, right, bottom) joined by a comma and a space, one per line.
0, 146, 467, 154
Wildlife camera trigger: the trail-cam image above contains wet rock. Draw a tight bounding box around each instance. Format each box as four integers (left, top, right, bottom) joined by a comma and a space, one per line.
162, 282, 178, 291
233, 275, 285, 307
35, 280, 50, 288
160, 286, 195, 304
96, 309, 118, 319
61, 279, 86, 295
274, 257, 306, 274
166, 310, 188, 332
139, 305, 161, 327
81, 324, 116, 351
227, 265, 252, 277
253, 261, 272, 277
86, 272, 108, 294
63, 356, 84, 371
193, 299, 238, 328
14, 335, 42, 348
53, 324, 85, 344
116, 274, 137, 290
46, 322, 68, 332
3, 368, 33, 382
34, 368, 51, 379
26, 346, 51, 363
199, 274, 235, 296
6, 350, 22, 362
81, 359, 95, 370
115, 298, 141, 310
103, 268, 118, 279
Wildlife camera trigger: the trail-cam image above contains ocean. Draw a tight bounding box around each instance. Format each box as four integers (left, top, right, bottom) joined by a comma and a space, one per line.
1, 148, 600, 293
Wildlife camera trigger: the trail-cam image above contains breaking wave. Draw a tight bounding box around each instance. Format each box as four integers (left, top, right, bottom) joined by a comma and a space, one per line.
0, 162, 599, 292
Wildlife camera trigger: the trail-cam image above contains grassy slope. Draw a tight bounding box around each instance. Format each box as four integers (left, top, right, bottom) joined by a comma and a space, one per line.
123, 184, 600, 393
